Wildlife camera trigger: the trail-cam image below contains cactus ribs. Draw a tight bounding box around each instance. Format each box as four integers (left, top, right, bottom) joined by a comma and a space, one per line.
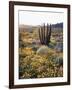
39, 23, 51, 45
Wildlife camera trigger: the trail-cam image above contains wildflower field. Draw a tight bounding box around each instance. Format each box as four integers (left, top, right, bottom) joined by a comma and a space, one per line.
19, 23, 63, 79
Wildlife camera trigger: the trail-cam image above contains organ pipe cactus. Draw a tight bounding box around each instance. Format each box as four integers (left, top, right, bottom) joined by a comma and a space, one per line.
39, 23, 52, 45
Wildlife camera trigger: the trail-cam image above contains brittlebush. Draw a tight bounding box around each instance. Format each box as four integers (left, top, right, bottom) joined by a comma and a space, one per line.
19, 53, 63, 79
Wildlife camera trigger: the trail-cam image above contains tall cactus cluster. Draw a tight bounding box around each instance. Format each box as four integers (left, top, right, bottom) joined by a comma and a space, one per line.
38, 23, 52, 45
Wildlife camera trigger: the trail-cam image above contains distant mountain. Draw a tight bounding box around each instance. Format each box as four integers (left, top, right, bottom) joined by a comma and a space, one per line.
19, 24, 33, 32
51, 23, 63, 28
19, 23, 63, 32
19, 24, 33, 29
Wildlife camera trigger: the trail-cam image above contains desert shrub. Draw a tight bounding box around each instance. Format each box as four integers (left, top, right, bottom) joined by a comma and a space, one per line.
36, 45, 49, 55
50, 55, 63, 66
20, 47, 35, 56
55, 42, 63, 52
48, 42, 55, 49
58, 57, 63, 66
36, 45, 55, 56
48, 38, 56, 48
31, 45, 39, 51
19, 53, 63, 79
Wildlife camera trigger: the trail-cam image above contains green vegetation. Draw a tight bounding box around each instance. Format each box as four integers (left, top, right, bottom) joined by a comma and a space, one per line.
19, 53, 63, 79
19, 24, 63, 79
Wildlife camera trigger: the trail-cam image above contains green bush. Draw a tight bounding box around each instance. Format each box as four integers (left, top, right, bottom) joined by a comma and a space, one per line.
36, 45, 54, 55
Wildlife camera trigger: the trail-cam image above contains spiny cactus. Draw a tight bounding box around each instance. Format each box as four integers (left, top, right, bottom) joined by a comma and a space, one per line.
39, 23, 52, 45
